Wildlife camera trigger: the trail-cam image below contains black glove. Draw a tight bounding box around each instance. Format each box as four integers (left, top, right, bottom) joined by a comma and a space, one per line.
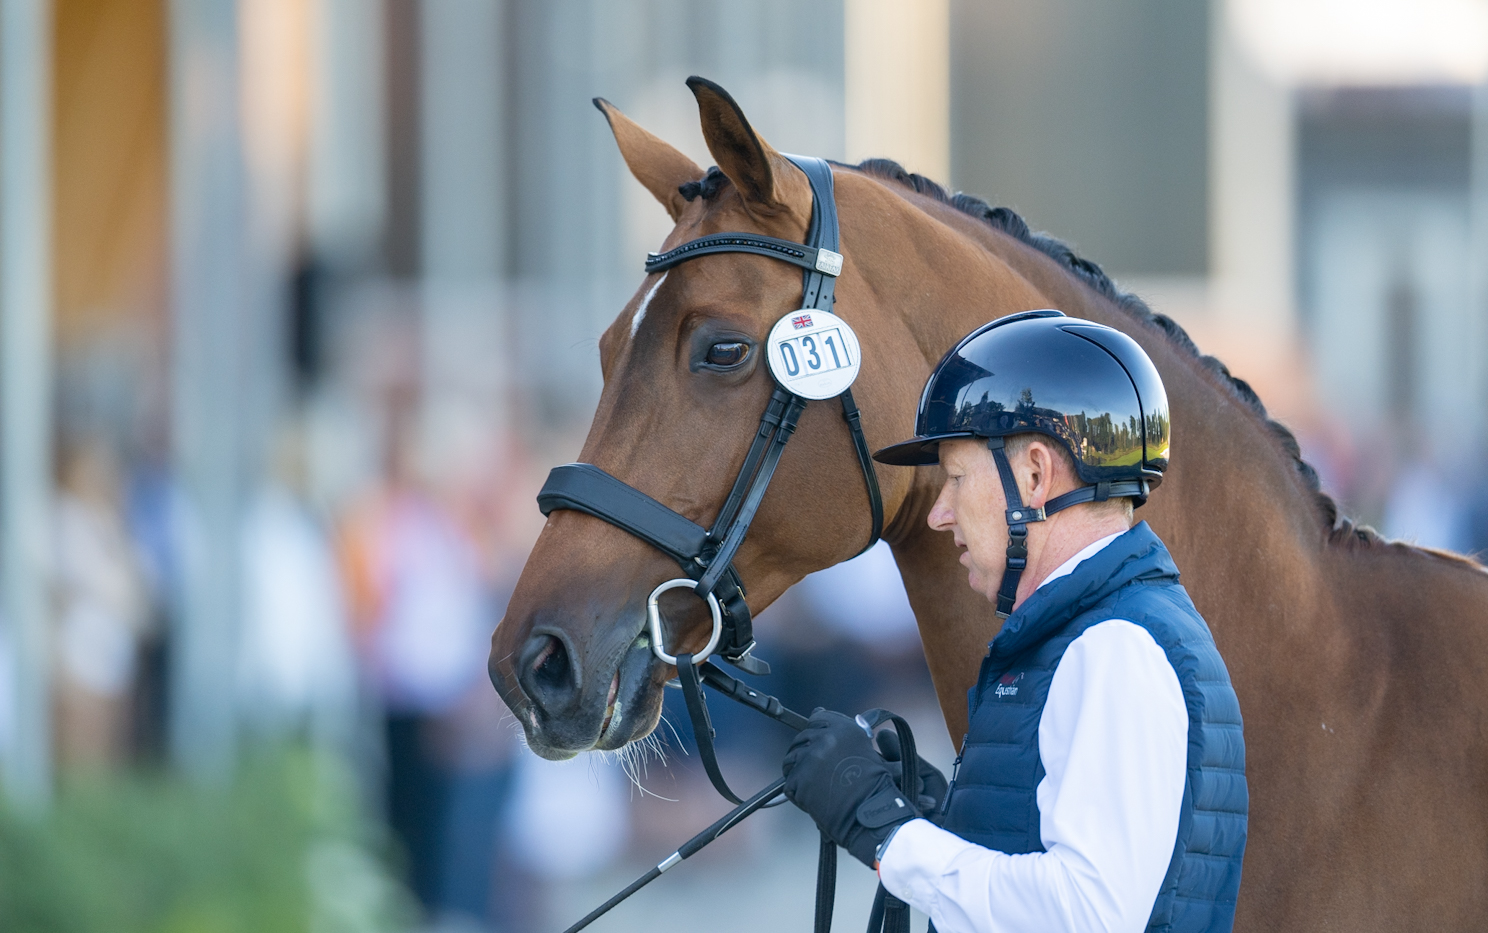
875, 728, 949, 819
782, 710, 921, 867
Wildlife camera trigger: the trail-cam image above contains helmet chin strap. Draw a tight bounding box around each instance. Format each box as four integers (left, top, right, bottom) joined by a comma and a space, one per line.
985, 437, 1148, 618
986, 437, 1038, 619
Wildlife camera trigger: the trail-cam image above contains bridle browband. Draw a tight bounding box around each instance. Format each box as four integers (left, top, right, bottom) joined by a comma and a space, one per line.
537, 155, 883, 677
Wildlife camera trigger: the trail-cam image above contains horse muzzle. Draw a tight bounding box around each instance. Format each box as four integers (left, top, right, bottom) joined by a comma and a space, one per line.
500, 620, 668, 759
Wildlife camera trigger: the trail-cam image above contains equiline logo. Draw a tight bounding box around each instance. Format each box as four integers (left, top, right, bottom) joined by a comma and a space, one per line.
994, 672, 1025, 698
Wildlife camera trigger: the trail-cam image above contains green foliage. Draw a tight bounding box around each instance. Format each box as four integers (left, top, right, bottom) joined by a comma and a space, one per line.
0, 748, 415, 933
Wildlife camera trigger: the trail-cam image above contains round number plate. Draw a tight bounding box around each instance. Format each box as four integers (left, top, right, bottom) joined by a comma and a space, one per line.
765, 309, 862, 399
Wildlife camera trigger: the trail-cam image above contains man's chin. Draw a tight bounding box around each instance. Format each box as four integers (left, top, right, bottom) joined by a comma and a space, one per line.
967, 569, 990, 598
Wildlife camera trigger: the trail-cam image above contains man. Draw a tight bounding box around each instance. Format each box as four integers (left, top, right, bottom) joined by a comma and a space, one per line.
782, 310, 1247, 933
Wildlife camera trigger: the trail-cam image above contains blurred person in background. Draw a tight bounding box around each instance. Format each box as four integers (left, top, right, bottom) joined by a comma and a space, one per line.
52, 437, 152, 770
123, 436, 183, 761
338, 389, 516, 932
790, 541, 931, 715
500, 747, 629, 930
239, 422, 357, 746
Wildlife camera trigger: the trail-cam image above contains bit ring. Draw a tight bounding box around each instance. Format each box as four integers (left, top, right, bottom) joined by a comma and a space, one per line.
646, 578, 722, 666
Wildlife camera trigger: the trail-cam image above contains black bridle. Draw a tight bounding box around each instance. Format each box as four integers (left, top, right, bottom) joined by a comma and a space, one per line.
538, 156, 913, 933
537, 155, 883, 677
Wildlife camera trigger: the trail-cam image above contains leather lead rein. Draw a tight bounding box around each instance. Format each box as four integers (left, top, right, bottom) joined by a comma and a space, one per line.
558, 667, 921, 933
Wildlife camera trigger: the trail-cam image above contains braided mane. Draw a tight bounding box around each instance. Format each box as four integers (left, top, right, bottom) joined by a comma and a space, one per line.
843, 158, 1384, 547
676, 157, 1391, 547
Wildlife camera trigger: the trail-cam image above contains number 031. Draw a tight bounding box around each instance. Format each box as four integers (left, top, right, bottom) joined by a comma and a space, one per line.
780, 329, 849, 377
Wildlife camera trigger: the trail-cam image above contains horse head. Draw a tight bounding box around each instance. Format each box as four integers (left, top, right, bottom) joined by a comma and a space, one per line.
491, 79, 920, 759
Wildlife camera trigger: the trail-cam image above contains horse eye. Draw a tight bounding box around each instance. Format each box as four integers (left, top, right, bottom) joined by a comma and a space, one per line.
705, 341, 749, 367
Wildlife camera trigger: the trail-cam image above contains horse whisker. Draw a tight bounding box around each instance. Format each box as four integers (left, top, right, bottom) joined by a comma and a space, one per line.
596, 733, 678, 802
658, 713, 687, 757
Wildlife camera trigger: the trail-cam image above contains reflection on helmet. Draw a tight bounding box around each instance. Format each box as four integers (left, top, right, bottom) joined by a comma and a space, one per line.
874, 309, 1170, 500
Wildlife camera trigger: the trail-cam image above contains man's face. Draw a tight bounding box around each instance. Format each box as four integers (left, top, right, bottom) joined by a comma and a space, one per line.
927, 439, 1010, 601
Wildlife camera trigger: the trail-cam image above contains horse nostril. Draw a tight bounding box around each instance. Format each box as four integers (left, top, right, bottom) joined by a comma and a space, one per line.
533, 636, 568, 689
519, 632, 580, 715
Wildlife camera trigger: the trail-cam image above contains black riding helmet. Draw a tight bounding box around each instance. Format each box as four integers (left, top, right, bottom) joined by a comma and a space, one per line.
873, 309, 1171, 616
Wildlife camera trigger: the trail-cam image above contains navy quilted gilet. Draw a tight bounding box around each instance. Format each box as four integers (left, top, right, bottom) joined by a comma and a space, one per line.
939, 522, 1247, 933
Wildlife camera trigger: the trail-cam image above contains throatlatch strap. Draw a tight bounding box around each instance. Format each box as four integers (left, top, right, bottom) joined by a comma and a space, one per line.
675, 654, 744, 804
840, 388, 883, 555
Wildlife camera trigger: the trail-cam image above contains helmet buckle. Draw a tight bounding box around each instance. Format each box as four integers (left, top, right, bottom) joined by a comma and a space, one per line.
1005, 506, 1046, 525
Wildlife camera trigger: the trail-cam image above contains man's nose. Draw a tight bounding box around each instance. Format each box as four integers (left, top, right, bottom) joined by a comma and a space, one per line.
927, 498, 952, 531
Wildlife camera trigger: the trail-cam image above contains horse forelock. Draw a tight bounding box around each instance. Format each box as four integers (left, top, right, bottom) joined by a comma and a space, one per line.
838, 156, 1425, 556
678, 166, 730, 202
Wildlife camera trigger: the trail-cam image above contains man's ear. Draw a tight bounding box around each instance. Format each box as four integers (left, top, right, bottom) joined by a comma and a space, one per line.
686, 76, 812, 222
594, 97, 703, 222
1017, 439, 1058, 508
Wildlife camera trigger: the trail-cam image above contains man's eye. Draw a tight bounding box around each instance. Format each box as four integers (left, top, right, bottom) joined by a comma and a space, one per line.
705, 341, 749, 367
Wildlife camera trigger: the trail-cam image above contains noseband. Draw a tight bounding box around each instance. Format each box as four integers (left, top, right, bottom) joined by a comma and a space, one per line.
536, 155, 883, 676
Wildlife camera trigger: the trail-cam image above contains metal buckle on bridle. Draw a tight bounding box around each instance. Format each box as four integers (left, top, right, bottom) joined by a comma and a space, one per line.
647, 578, 723, 666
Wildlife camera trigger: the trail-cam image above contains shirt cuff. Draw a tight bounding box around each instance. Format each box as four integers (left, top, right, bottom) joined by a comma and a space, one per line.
877, 818, 984, 916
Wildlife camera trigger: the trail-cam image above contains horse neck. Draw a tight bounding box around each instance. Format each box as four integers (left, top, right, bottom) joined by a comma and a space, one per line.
849, 196, 1063, 738
855, 188, 1326, 740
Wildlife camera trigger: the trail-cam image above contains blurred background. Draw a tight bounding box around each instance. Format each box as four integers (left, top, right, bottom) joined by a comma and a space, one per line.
0, 0, 1485, 931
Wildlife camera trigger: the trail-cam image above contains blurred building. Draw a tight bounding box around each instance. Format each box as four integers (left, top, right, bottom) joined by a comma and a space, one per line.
951, 0, 1488, 547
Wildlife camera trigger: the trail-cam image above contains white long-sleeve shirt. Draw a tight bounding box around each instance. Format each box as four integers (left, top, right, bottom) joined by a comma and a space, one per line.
878, 534, 1189, 933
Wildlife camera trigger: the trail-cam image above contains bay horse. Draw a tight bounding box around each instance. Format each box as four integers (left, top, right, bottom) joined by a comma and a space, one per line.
490, 77, 1488, 929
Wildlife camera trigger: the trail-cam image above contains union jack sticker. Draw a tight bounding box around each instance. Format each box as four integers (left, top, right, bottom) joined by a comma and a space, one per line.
791, 314, 813, 329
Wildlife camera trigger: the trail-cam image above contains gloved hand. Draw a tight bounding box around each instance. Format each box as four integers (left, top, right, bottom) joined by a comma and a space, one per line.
875, 728, 949, 819
782, 710, 921, 867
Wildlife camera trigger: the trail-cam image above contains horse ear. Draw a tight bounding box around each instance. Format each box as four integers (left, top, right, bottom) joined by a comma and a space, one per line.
594, 98, 703, 222
687, 76, 809, 220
